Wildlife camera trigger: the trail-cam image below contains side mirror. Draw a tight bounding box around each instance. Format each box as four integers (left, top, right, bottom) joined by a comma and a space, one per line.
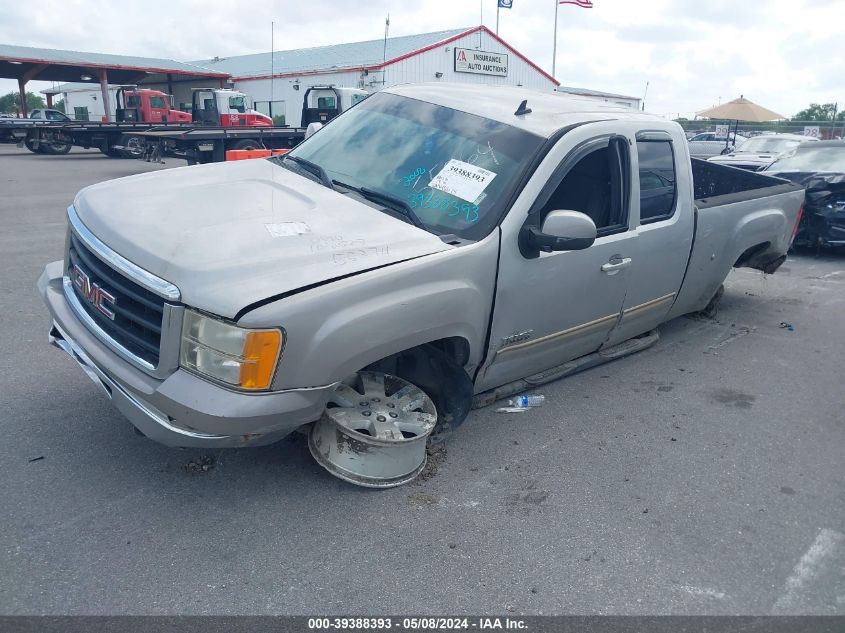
305, 122, 323, 139
525, 210, 597, 253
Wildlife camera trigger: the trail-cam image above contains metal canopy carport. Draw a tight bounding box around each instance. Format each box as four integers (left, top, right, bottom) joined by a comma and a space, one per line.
0, 44, 230, 120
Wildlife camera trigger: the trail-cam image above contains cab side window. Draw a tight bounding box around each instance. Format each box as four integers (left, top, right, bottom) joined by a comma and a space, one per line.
637, 140, 677, 223
537, 139, 629, 237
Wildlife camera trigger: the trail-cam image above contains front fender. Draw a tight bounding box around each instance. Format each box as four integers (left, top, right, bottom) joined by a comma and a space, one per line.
239, 233, 500, 390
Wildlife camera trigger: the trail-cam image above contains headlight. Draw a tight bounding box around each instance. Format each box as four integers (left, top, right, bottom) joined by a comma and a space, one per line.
179, 310, 283, 391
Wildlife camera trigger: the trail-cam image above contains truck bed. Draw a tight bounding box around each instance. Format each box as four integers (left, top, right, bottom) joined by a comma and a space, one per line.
692, 158, 796, 205
666, 159, 806, 319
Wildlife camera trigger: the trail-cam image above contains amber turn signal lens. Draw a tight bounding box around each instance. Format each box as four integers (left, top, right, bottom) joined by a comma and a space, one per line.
238, 329, 283, 390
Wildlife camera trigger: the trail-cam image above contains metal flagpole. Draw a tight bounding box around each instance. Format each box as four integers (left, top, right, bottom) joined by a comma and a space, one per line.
480, 0, 483, 47
552, 0, 559, 77
497, 4, 500, 34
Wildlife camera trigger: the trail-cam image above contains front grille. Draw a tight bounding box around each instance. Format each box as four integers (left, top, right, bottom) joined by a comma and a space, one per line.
67, 233, 165, 366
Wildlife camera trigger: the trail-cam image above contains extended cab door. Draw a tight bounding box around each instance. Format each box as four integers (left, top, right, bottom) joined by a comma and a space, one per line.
604, 130, 694, 345
477, 122, 637, 392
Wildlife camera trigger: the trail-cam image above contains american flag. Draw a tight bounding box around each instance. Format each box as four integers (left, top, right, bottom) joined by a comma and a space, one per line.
560, 0, 594, 7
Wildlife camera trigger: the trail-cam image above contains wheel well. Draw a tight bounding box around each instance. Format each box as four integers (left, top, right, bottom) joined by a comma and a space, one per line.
364, 337, 474, 440
419, 337, 471, 368
734, 242, 770, 267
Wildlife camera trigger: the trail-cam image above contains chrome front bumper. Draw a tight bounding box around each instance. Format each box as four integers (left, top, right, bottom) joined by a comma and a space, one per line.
39, 261, 335, 448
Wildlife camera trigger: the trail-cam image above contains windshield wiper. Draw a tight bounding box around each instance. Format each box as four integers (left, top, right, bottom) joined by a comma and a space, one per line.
333, 180, 428, 231
283, 155, 334, 189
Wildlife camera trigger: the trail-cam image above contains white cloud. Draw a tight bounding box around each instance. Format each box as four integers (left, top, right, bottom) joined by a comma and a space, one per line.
1, 0, 843, 118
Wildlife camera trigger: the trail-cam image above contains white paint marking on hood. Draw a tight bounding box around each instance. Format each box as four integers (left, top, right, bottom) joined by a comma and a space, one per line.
680, 585, 726, 600
265, 222, 311, 237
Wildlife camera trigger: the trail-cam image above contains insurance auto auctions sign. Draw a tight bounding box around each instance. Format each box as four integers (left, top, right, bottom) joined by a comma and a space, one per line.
454, 48, 508, 77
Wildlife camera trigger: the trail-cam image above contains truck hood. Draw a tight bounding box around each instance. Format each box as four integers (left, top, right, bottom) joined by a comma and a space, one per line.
73, 159, 452, 319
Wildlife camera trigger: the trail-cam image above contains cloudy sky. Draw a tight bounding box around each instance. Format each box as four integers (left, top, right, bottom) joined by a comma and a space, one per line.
1, 0, 842, 118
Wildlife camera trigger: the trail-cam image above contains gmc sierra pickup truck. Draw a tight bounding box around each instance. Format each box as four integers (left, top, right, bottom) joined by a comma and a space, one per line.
38, 84, 805, 487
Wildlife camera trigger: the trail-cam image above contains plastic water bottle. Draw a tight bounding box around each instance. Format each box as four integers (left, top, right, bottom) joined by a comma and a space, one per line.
508, 395, 545, 408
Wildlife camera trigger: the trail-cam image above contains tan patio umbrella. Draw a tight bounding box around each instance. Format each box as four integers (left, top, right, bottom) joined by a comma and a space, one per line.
696, 95, 786, 122
696, 96, 786, 153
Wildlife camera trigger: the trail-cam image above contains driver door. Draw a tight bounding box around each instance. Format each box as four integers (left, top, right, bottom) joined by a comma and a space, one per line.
477, 122, 637, 392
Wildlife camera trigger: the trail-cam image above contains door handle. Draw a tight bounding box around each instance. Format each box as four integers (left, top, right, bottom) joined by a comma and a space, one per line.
601, 257, 632, 273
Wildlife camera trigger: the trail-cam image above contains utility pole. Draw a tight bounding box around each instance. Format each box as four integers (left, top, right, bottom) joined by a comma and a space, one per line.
270, 21, 274, 119
381, 14, 389, 86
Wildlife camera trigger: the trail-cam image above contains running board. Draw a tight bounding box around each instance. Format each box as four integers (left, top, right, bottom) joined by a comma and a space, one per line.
472, 329, 660, 409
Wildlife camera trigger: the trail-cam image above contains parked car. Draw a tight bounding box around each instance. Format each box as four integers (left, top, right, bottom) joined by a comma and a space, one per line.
29, 108, 71, 121
764, 140, 845, 249
37, 84, 804, 487
687, 131, 747, 158
708, 133, 819, 171
1, 109, 74, 153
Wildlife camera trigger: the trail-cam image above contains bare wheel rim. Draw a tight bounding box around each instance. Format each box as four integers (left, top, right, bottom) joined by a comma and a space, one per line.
124, 136, 143, 156
325, 372, 437, 443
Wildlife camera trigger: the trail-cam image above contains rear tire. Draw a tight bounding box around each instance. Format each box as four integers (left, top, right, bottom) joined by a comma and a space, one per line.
24, 139, 46, 154
230, 139, 261, 151
700, 284, 725, 319
44, 142, 71, 155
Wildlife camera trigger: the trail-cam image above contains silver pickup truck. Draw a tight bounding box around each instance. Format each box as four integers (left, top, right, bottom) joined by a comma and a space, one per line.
38, 84, 805, 487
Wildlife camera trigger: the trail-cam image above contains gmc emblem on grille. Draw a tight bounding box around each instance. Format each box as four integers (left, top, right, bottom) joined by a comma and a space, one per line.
71, 264, 116, 321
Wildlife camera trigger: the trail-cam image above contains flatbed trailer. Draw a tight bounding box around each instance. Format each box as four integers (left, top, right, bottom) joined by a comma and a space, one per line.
0, 120, 197, 157
136, 126, 307, 164
0, 119, 307, 161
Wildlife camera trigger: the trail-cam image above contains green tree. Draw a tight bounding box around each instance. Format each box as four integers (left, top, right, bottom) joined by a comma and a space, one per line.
792, 103, 845, 121
52, 98, 65, 113
0, 91, 47, 114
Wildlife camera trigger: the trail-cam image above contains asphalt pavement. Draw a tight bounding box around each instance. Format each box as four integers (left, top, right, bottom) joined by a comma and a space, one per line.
0, 144, 843, 615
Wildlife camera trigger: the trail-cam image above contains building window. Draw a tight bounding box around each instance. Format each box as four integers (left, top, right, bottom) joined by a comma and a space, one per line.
73, 106, 90, 121
255, 100, 285, 126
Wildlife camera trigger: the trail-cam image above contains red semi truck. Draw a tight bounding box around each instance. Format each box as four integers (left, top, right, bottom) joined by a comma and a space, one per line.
116, 87, 272, 127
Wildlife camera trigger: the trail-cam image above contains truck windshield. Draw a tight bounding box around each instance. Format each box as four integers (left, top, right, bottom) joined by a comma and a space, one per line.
229, 96, 246, 113
281, 92, 545, 239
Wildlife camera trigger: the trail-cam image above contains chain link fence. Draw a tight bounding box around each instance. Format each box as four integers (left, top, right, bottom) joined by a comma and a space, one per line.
675, 119, 845, 140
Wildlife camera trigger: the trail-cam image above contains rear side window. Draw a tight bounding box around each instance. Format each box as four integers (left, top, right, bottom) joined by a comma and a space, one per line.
637, 140, 677, 223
